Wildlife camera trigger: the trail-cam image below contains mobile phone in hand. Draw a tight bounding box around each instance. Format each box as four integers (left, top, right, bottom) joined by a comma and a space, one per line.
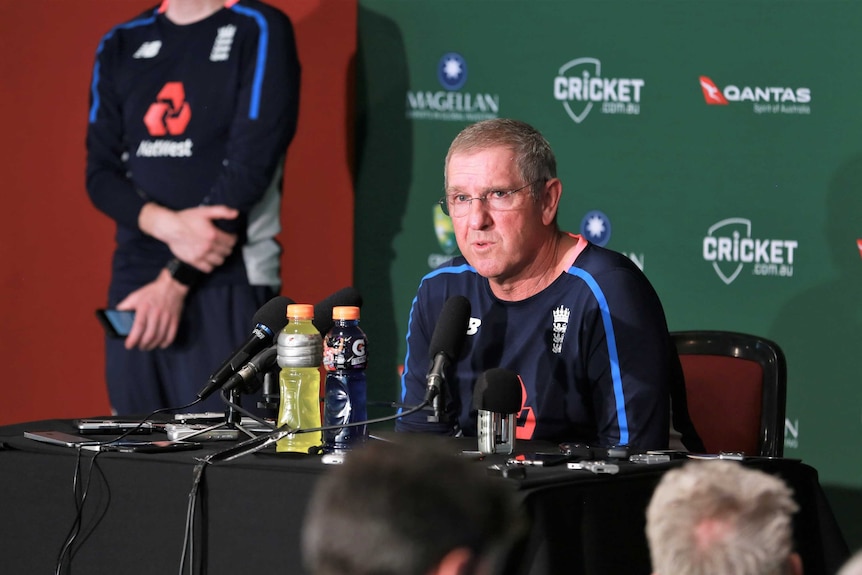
95, 309, 135, 338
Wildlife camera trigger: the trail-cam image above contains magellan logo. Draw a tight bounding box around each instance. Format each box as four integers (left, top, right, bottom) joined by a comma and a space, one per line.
553, 57, 644, 124
699, 75, 811, 115
784, 417, 799, 449
580, 210, 612, 247
138, 82, 193, 158
438, 52, 467, 91
703, 218, 798, 285
406, 52, 499, 122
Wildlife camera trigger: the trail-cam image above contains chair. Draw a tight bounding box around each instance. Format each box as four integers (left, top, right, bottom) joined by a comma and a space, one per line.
671, 330, 787, 457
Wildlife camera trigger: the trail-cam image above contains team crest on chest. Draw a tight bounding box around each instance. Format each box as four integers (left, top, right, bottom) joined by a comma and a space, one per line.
551, 305, 570, 354
210, 25, 236, 62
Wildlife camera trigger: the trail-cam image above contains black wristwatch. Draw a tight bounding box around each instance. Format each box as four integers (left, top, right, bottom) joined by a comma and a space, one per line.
165, 258, 202, 287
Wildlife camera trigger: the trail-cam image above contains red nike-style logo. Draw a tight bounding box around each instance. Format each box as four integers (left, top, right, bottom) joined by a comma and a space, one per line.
699, 76, 728, 105
143, 82, 192, 136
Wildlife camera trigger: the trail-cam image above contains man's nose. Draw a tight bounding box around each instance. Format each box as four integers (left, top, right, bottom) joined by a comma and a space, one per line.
466, 197, 492, 227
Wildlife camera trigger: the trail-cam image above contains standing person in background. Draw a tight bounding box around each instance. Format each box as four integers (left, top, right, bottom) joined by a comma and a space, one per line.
86, 0, 300, 414
395, 118, 702, 452
646, 460, 802, 575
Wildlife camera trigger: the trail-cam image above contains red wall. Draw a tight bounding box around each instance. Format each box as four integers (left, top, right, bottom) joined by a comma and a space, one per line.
0, 1, 356, 424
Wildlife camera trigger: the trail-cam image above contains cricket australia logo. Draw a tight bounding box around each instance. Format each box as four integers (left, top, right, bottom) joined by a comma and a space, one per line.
553, 57, 645, 124
551, 306, 571, 354
702, 217, 798, 284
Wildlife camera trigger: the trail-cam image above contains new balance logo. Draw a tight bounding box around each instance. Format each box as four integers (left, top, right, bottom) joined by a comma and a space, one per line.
133, 41, 162, 59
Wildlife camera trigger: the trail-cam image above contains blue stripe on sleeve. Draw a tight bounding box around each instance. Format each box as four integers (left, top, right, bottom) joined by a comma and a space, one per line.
229, 4, 268, 120
566, 267, 630, 446
398, 263, 475, 414
89, 13, 158, 123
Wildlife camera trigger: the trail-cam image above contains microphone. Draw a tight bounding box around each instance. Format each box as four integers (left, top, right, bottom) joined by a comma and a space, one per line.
473, 368, 522, 455
424, 295, 471, 421
223, 345, 277, 395
196, 295, 295, 401
221, 287, 364, 403
311, 286, 363, 337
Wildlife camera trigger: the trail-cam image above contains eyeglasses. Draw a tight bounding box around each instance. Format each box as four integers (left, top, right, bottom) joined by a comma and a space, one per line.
438, 181, 541, 218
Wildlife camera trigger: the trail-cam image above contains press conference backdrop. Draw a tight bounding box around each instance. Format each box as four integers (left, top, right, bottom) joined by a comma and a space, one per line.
354, 0, 862, 545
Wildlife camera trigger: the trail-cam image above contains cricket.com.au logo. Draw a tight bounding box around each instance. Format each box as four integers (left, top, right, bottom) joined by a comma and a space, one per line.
699, 76, 811, 115
703, 218, 798, 285
406, 52, 500, 122
553, 57, 645, 124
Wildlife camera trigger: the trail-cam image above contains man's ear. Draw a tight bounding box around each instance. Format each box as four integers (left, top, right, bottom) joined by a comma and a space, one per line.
541, 178, 563, 226
432, 547, 476, 575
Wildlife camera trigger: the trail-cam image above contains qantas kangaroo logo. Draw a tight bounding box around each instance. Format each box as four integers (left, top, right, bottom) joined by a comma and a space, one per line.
144, 82, 192, 136
699, 76, 728, 105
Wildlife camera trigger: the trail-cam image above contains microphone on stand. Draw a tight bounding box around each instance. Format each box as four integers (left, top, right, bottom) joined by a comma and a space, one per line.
223, 346, 278, 395
473, 368, 522, 455
424, 295, 472, 422
196, 295, 295, 402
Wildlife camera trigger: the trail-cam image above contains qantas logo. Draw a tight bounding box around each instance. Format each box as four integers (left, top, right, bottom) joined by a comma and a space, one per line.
699, 76, 728, 105
857, 239, 862, 260
698, 75, 811, 115
144, 82, 192, 136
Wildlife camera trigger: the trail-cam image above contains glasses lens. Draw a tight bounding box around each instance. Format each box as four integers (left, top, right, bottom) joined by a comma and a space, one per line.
438, 197, 450, 216
487, 192, 517, 211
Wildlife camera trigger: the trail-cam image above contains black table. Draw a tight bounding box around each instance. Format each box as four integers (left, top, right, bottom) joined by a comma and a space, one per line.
0, 419, 850, 575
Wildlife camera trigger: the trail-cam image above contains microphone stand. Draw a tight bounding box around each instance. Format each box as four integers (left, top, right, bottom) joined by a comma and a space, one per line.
178, 390, 261, 442
223, 389, 257, 439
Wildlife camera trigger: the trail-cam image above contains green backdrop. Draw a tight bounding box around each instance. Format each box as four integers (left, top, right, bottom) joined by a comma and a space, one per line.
355, 0, 862, 548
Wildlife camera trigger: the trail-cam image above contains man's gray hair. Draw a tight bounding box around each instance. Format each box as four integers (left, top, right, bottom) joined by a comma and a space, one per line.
445, 118, 556, 201
646, 460, 799, 575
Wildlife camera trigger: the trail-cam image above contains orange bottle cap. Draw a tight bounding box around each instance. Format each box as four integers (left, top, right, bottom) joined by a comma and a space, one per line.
332, 306, 360, 320
286, 303, 314, 319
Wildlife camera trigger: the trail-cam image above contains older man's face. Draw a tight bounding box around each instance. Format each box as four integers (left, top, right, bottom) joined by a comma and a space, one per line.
445, 146, 549, 288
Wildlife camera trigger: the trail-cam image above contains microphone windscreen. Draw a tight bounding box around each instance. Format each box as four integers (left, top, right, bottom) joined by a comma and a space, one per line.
428, 295, 471, 361
312, 286, 364, 336
473, 368, 522, 414
253, 295, 295, 333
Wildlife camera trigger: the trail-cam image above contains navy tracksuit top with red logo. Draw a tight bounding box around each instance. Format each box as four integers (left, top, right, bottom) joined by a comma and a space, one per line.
396, 236, 690, 451
86, 0, 300, 291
